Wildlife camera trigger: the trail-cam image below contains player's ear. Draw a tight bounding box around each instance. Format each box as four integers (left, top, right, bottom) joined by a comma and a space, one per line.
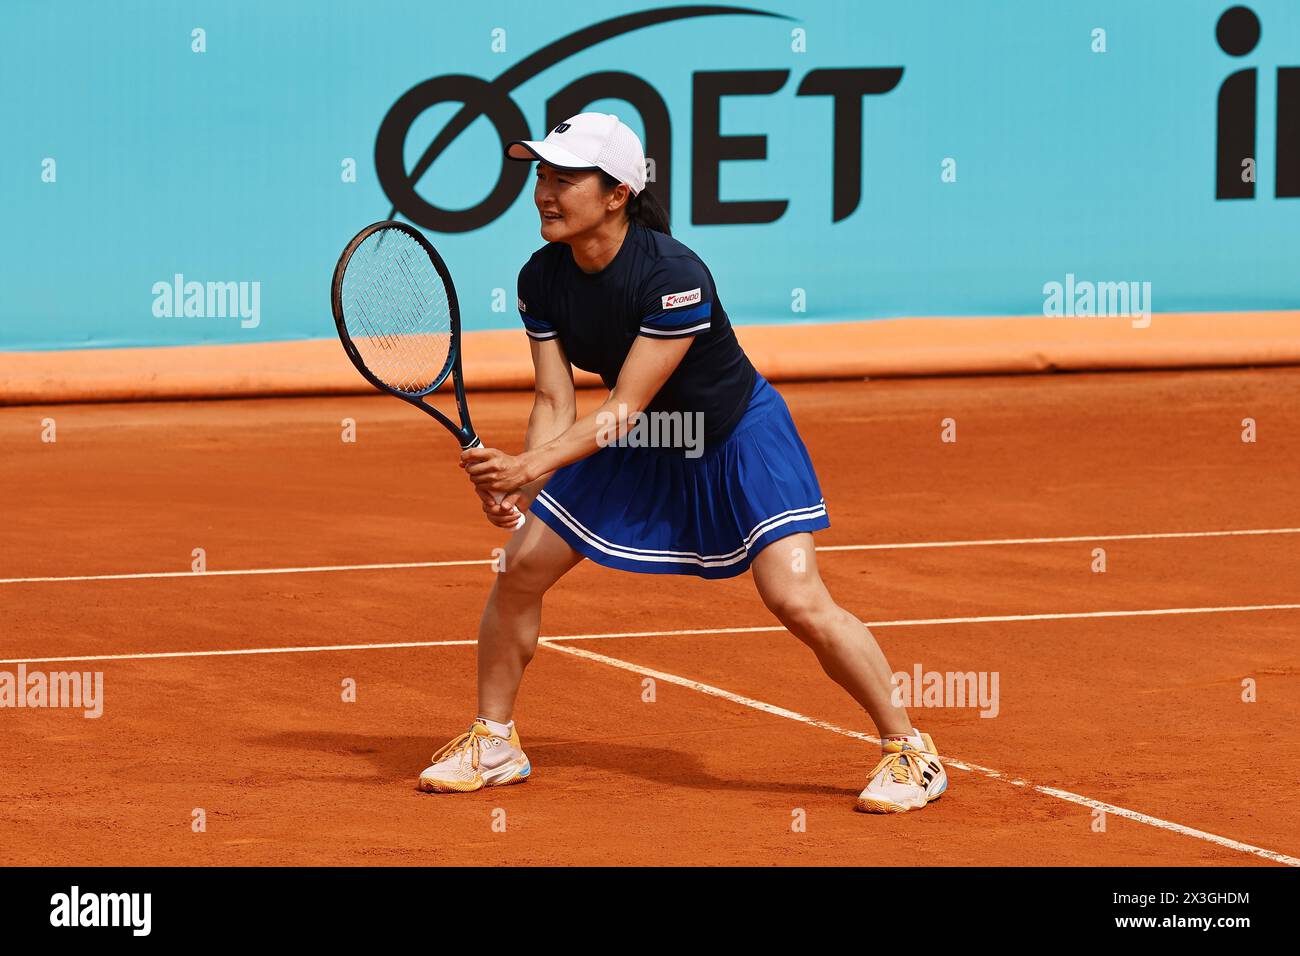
609, 183, 629, 213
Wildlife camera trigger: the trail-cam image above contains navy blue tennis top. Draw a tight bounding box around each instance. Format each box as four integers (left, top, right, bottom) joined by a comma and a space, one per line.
516, 219, 757, 445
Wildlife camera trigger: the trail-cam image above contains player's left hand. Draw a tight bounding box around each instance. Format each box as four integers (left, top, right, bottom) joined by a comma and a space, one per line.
461, 446, 530, 496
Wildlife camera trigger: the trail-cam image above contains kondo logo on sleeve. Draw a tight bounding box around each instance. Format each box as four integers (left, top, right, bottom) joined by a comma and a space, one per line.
661, 288, 702, 309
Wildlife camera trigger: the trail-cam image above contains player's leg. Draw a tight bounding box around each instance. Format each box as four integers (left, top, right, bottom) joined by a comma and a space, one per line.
750, 532, 910, 733
749, 532, 948, 812
419, 517, 582, 793
477, 514, 584, 720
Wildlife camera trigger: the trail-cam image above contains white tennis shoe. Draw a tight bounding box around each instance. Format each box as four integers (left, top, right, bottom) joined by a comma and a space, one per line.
855, 730, 948, 813
418, 720, 532, 793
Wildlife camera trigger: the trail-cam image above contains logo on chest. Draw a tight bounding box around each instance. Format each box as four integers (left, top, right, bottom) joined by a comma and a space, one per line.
661, 288, 702, 310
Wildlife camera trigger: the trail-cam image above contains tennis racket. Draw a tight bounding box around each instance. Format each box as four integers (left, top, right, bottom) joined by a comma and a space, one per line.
331, 220, 525, 530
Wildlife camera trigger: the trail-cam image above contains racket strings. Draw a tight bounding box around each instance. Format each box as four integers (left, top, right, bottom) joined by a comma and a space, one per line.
340, 229, 453, 394
353, 248, 447, 390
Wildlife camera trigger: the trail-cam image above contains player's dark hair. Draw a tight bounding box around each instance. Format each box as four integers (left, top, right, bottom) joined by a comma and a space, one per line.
599, 170, 670, 236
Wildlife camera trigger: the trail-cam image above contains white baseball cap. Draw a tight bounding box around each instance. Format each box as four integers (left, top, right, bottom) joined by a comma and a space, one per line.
507, 112, 647, 196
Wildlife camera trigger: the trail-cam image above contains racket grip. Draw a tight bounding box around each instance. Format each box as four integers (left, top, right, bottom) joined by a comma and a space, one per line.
492, 492, 526, 531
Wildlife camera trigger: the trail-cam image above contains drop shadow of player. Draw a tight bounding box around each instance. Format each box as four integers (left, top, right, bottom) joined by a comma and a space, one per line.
252, 730, 849, 798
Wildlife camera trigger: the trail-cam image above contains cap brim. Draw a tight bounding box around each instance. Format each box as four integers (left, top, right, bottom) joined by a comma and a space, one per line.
505, 140, 599, 171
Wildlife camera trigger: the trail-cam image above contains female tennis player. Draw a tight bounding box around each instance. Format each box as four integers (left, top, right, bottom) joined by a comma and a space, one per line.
418, 113, 948, 813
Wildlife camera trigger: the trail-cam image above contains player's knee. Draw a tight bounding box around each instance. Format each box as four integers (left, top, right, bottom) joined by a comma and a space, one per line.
765, 591, 834, 641
493, 548, 556, 602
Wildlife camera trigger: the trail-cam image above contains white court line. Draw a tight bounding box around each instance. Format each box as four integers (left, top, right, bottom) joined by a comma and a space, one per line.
541, 602, 1300, 641
537, 640, 1300, 868
0, 638, 476, 665
4, 601, 1297, 665
819, 527, 1300, 552
3, 525, 1298, 585
0, 559, 490, 585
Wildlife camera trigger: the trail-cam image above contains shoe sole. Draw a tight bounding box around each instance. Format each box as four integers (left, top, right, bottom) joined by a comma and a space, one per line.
854, 791, 942, 814
417, 758, 532, 794
854, 778, 947, 814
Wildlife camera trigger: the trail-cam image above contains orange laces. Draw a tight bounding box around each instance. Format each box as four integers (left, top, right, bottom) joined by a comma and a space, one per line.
430, 726, 497, 769
870, 745, 934, 788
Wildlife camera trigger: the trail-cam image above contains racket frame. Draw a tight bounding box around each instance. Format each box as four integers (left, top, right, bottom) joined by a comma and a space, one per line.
331, 219, 522, 529
330, 219, 483, 450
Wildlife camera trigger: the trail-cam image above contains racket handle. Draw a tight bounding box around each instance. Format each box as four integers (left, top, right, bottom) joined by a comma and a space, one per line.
492, 492, 526, 530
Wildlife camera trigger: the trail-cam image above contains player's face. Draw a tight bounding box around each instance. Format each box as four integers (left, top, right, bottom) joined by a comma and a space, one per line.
533, 163, 619, 241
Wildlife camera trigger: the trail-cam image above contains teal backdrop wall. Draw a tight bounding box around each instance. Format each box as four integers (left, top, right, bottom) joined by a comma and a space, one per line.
3, 0, 1298, 351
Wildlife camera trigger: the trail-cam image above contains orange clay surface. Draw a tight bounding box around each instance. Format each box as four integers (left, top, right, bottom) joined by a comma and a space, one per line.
1, 368, 1298, 866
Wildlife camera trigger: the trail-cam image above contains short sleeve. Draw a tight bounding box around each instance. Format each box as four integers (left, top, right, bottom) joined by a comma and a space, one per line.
517, 258, 557, 341
636, 257, 714, 339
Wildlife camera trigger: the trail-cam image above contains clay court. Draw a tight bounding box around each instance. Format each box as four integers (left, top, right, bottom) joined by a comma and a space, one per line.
3, 366, 1296, 867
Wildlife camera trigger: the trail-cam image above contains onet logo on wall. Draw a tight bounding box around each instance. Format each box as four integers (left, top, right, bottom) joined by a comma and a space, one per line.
1215, 4, 1300, 200
373, 6, 903, 233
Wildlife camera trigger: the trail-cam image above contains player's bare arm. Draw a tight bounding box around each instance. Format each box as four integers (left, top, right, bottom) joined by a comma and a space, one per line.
463, 333, 692, 497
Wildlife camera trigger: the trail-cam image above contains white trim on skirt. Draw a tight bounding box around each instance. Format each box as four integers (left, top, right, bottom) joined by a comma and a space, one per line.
533, 489, 827, 570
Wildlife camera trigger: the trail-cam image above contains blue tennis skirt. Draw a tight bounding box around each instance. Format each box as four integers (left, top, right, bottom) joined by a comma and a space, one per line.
530, 373, 829, 579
